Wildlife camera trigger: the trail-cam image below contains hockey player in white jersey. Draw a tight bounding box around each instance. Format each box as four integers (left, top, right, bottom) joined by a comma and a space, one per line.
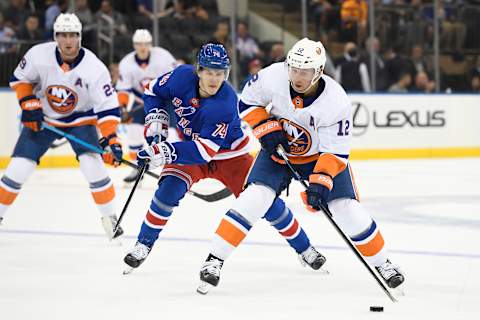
197, 38, 405, 293
116, 29, 177, 183
0, 13, 124, 240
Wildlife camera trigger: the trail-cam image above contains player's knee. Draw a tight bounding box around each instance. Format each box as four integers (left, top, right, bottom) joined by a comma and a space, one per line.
78, 153, 108, 182
230, 183, 276, 224
4, 157, 36, 184
328, 198, 372, 236
155, 175, 189, 207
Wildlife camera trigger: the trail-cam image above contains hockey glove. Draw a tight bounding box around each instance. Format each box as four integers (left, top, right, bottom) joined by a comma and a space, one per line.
100, 134, 123, 167
252, 118, 289, 156
144, 108, 169, 145
301, 173, 333, 211
137, 141, 177, 170
120, 106, 133, 123
20, 97, 43, 132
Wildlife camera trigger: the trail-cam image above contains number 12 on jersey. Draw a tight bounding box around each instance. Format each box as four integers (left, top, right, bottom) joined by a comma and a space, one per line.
337, 119, 350, 136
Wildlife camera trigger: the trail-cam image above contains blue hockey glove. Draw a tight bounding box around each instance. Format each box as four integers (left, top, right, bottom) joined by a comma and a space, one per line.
137, 141, 177, 170
305, 173, 333, 210
252, 118, 289, 156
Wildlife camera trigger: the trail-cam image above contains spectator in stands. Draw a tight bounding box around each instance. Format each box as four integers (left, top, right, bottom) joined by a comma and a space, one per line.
241, 58, 263, 88
469, 55, 480, 93
95, 0, 129, 36
263, 41, 285, 68
236, 21, 259, 61
45, 0, 69, 36
95, 0, 131, 61
413, 71, 435, 93
384, 45, 407, 89
3, 0, 30, 33
309, 0, 333, 38
335, 42, 371, 92
17, 14, 43, 55
71, 0, 94, 27
406, 45, 431, 81
340, 0, 367, 43
0, 11, 17, 54
70, 0, 96, 51
211, 19, 231, 50
388, 71, 411, 93
364, 36, 388, 91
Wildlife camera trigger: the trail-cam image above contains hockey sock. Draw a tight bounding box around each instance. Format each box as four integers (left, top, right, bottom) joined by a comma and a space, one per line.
211, 209, 252, 260
264, 198, 310, 254
79, 153, 116, 217
138, 176, 187, 247
329, 198, 388, 266
0, 157, 36, 219
350, 220, 387, 266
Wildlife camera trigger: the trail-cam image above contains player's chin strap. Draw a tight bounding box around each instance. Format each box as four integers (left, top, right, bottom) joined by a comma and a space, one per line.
41, 123, 233, 202
276, 145, 398, 303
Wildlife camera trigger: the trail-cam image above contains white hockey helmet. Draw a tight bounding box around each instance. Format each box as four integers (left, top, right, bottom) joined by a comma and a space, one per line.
286, 38, 326, 91
133, 29, 153, 44
53, 13, 82, 43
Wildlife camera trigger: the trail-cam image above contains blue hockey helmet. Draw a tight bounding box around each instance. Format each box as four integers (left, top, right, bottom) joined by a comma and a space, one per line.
197, 43, 231, 71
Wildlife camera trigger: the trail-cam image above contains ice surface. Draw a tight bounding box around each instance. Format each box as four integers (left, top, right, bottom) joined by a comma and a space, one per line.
1, 158, 480, 320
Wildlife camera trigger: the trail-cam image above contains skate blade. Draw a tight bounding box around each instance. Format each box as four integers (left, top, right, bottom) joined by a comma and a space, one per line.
393, 286, 406, 297
196, 281, 213, 295
123, 267, 134, 275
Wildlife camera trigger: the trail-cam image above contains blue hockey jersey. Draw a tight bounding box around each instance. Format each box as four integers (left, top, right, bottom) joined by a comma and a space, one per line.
143, 64, 250, 165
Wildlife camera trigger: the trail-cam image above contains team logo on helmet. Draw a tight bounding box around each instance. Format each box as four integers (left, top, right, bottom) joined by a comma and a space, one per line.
46, 85, 78, 114
279, 119, 312, 156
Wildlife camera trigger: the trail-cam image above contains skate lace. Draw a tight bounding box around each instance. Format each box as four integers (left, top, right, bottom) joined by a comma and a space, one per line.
201, 259, 222, 277
302, 247, 320, 264
377, 260, 397, 280
130, 243, 150, 260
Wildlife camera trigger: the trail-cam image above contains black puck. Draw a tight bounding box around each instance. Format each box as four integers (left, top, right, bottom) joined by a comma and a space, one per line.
370, 306, 384, 312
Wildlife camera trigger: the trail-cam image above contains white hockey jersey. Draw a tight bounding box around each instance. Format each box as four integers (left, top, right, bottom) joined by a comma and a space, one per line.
240, 62, 352, 160
10, 42, 120, 127
116, 47, 177, 103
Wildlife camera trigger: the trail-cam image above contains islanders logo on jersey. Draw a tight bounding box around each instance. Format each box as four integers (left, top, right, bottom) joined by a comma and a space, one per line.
279, 118, 312, 156
45, 85, 78, 114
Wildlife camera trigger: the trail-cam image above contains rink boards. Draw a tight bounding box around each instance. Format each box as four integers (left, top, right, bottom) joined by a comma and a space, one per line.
1, 90, 479, 168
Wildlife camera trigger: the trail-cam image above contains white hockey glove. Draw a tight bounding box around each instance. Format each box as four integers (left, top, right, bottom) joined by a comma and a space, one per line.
137, 142, 177, 169
144, 108, 169, 145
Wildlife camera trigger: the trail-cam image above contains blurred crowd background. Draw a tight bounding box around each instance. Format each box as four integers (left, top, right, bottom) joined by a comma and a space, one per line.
0, 0, 479, 93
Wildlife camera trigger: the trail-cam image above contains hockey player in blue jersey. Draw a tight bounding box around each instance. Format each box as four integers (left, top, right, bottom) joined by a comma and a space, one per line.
123, 43, 326, 275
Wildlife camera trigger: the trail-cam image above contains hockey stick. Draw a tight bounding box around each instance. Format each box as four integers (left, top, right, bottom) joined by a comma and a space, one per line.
113, 162, 148, 237
42, 123, 233, 202
276, 146, 397, 303
119, 159, 233, 202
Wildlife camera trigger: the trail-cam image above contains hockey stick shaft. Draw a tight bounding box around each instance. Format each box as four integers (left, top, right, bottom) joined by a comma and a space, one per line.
113, 162, 148, 236
42, 123, 232, 202
276, 146, 397, 302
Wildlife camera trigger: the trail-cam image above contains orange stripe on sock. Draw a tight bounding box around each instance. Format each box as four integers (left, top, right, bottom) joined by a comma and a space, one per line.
0, 186, 18, 205
215, 219, 247, 247
91, 185, 115, 205
355, 231, 385, 257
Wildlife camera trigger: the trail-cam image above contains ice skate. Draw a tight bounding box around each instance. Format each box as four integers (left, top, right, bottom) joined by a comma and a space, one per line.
197, 254, 224, 295
375, 259, 405, 289
299, 246, 328, 274
101, 215, 124, 241
123, 241, 151, 274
